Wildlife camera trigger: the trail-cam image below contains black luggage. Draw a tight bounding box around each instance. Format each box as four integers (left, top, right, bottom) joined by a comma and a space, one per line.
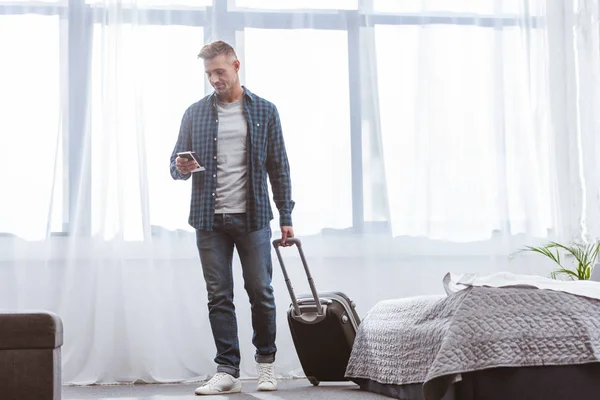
272, 238, 361, 386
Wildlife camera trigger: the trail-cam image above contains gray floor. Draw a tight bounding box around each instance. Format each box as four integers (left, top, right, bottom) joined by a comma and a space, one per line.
62, 379, 389, 400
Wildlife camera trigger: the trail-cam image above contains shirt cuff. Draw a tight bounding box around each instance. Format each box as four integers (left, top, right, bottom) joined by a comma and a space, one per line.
280, 214, 292, 227
175, 169, 191, 180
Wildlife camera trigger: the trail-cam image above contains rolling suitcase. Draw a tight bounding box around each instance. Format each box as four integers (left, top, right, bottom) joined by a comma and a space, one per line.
272, 238, 361, 386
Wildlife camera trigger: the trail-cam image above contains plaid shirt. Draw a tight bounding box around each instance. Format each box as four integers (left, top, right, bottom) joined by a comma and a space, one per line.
170, 86, 294, 232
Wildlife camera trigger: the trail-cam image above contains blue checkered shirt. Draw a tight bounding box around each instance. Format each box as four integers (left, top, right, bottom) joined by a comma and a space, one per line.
170, 86, 294, 232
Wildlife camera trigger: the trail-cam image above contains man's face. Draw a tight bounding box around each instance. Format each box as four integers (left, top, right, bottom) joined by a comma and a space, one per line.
204, 54, 240, 96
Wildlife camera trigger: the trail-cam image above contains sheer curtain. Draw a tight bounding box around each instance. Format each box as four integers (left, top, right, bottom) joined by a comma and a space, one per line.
1, 0, 600, 385
375, 20, 553, 241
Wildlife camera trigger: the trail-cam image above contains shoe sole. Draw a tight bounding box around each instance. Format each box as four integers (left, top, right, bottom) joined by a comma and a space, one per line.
257, 385, 278, 392
195, 385, 242, 395
195, 389, 242, 395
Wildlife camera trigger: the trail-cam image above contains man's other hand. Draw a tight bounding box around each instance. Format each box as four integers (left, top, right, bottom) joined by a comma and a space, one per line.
176, 156, 199, 174
280, 226, 294, 246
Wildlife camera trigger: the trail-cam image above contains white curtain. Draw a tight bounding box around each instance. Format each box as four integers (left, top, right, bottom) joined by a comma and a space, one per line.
1, 0, 600, 385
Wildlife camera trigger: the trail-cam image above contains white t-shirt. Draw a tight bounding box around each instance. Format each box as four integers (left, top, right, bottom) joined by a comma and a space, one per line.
214, 99, 248, 214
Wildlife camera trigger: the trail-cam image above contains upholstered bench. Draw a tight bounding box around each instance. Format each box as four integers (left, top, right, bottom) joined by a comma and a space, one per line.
0, 311, 63, 400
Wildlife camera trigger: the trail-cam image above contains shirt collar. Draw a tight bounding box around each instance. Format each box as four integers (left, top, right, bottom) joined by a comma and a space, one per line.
211, 85, 254, 106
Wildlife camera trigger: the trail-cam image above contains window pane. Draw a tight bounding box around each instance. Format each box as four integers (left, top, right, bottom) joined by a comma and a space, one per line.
376, 24, 497, 240
0, 15, 61, 239
244, 29, 352, 234
501, 26, 552, 235
236, 0, 357, 10
90, 24, 204, 240
86, 0, 211, 8
375, 24, 552, 240
3, 0, 61, 3
374, 0, 521, 14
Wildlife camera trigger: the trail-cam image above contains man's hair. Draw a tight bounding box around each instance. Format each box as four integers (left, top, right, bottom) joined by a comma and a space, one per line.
197, 40, 238, 61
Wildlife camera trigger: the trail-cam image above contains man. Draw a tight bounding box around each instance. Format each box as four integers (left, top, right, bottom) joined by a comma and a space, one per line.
169, 40, 294, 395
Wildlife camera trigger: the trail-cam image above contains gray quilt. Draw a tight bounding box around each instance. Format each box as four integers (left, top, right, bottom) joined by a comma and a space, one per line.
345, 286, 600, 400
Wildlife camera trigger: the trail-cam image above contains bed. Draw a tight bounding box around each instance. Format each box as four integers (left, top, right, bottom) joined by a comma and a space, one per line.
345, 274, 600, 400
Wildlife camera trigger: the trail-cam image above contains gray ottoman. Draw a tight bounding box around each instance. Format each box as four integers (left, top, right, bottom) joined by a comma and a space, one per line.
0, 311, 63, 400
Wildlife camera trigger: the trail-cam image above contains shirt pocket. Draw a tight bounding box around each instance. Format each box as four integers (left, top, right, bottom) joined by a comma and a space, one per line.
250, 120, 269, 165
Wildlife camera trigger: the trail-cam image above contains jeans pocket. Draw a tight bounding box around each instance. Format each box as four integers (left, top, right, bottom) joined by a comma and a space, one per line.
249, 224, 272, 245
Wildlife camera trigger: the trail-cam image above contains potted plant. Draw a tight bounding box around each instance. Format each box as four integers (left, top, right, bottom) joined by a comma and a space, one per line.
513, 241, 600, 280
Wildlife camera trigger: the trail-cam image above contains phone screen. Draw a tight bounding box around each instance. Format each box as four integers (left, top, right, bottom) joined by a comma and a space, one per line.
189, 152, 202, 165
180, 153, 195, 162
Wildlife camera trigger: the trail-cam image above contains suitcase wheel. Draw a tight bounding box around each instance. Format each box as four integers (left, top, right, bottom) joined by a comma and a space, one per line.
307, 377, 320, 386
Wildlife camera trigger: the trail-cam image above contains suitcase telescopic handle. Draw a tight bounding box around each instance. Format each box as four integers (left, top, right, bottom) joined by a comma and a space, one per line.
273, 238, 323, 316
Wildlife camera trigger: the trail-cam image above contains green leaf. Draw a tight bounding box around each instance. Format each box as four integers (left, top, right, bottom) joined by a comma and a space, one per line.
513, 240, 600, 281
553, 267, 579, 280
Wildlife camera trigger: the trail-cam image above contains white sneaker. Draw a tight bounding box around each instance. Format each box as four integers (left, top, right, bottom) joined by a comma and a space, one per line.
256, 363, 278, 391
195, 372, 242, 395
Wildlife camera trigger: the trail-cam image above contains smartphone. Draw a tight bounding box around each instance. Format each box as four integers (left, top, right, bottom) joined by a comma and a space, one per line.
177, 151, 205, 173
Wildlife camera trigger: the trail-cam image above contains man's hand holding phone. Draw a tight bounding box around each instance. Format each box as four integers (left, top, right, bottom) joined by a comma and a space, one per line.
176, 151, 205, 174
176, 157, 198, 174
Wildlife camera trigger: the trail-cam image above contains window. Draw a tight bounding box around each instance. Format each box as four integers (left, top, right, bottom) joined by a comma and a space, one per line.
235, 0, 358, 11
1, 0, 549, 240
90, 24, 205, 240
0, 15, 61, 239
375, 24, 552, 240
244, 28, 352, 234
86, 0, 211, 8
374, 0, 521, 14
7, 0, 61, 3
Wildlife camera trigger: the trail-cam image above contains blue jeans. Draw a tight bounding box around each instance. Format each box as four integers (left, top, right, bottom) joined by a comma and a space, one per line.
196, 213, 276, 378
